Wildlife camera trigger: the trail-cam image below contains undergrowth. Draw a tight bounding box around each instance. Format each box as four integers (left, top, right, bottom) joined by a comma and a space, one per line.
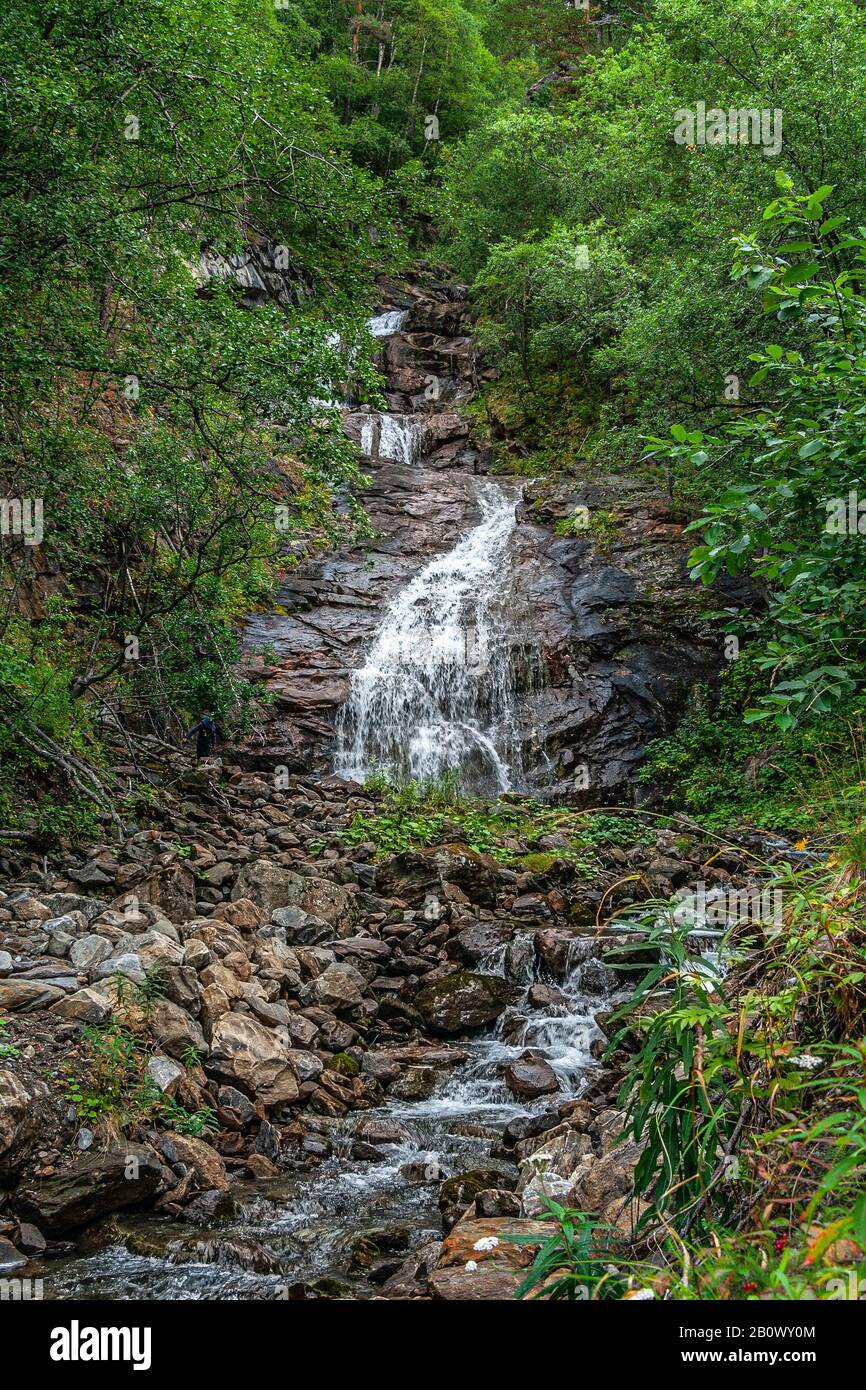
521, 828, 866, 1300
61, 980, 217, 1139
340, 772, 656, 871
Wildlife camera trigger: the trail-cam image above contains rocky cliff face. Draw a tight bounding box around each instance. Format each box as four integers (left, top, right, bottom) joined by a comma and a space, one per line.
241, 267, 748, 800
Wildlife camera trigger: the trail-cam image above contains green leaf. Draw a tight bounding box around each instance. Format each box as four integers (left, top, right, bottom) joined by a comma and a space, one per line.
782, 262, 820, 286
797, 438, 824, 458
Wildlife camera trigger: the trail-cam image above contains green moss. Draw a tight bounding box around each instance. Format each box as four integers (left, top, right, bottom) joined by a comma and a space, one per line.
326, 1052, 360, 1076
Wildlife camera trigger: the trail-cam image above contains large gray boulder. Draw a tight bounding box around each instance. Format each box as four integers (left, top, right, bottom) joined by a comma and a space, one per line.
232, 861, 357, 933
207, 1013, 299, 1106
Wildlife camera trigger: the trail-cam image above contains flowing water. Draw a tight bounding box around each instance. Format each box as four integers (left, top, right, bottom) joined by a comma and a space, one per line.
359, 411, 425, 465
45, 939, 613, 1300
42, 297, 604, 1301
368, 308, 409, 337
334, 482, 526, 795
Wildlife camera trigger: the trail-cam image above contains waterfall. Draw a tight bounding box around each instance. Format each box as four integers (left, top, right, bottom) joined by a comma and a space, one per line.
367, 308, 408, 337
334, 482, 523, 793
359, 412, 424, 466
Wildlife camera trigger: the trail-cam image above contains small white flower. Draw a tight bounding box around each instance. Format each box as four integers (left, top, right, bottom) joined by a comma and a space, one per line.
788, 1053, 822, 1070
473, 1236, 500, 1252
464, 1260, 478, 1272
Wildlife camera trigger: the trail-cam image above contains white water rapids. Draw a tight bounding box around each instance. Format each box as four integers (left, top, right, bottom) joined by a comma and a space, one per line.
335, 482, 523, 793
48, 935, 613, 1299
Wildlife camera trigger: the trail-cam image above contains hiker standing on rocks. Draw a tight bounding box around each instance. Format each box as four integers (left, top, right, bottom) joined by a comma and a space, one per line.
186, 712, 218, 761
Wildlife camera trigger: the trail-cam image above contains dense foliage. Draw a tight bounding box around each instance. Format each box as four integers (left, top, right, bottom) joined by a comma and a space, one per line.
436, 0, 866, 774
2, 0, 866, 1307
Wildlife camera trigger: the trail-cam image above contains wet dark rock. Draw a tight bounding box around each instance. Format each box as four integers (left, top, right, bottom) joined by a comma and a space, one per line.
383, 1239, 444, 1301
503, 1049, 560, 1100
414, 971, 517, 1035
579, 957, 620, 994
181, 1189, 236, 1224
510, 894, 552, 921
494, 1008, 524, 1045
388, 1065, 436, 1100
448, 920, 511, 965
0, 1235, 26, 1271
500, 1109, 562, 1151
535, 929, 573, 980
13, 1143, 163, 1235
527, 982, 568, 1009
15, 1221, 46, 1256
504, 933, 535, 983
349, 1223, 412, 1269
439, 1168, 513, 1231
254, 1120, 281, 1162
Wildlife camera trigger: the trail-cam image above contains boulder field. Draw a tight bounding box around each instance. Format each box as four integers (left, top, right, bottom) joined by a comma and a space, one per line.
0, 756, 776, 1298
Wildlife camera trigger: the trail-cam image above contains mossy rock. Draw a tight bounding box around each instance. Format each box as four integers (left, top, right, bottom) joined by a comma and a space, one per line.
414, 971, 517, 1035
326, 1051, 360, 1077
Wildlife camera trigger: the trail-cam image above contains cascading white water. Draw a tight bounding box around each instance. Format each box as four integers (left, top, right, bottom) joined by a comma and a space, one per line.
367, 308, 408, 337
359, 412, 424, 465
334, 482, 522, 793
50, 927, 617, 1299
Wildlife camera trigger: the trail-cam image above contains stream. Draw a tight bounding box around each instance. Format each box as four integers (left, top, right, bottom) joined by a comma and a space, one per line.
46, 937, 614, 1299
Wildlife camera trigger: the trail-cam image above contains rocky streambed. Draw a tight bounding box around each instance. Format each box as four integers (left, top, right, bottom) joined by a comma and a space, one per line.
0, 754, 784, 1301
42, 926, 620, 1300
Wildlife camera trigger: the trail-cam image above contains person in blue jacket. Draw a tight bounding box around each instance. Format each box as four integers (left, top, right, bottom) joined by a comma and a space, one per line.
186, 712, 218, 760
